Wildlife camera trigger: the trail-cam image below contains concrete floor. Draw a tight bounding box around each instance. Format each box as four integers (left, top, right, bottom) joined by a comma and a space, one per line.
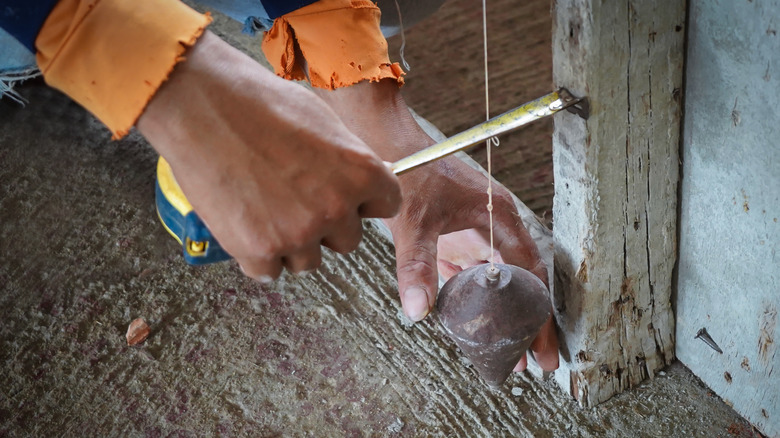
0, 4, 763, 438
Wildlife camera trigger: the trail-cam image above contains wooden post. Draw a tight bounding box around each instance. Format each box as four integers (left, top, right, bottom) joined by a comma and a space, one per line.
550, 0, 686, 405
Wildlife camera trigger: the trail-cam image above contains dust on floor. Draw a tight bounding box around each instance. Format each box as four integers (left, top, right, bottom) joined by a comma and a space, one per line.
0, 80, 759, 438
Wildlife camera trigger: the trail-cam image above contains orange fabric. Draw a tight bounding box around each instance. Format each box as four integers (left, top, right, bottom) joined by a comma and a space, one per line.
262, 0, 404, 90
36, 0, 212, 139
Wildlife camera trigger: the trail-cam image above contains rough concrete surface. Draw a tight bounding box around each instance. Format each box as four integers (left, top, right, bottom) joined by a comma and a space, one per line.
0, 78, 761, 438
0, 5, 762, 438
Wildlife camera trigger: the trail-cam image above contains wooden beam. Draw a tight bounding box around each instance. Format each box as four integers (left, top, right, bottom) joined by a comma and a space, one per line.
551, 0, 686, 405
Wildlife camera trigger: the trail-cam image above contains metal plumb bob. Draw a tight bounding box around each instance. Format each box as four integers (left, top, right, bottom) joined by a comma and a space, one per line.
437, 263, 552, 387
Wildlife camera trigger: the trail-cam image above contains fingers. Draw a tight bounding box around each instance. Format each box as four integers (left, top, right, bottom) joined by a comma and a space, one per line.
282, 244, 323, 274
237, 256, 283, 283
436, 258, 463, 281
392, 224, 440, 322
236, 206, 368, 282
513, 354, 528, 373
529, 315, 560, 371
443, 196, 545, 285
436, 229, 505, 280
490, 202, 558, 371
436, 186, 540, 275
461, 193, 547, 286
356, 164, 402, 219
527, 259, 550, 289
238, 246, 324, 280
491, 209, 541, 272
511, 315, 559, 373
321, 214, 364, 254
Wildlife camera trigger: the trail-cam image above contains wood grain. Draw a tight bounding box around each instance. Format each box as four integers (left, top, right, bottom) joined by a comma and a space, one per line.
550, 0, 685, 406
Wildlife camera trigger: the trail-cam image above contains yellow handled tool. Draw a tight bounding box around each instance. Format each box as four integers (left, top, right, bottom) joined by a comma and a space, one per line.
156, 88, 585, 264
390, 88, 584, 174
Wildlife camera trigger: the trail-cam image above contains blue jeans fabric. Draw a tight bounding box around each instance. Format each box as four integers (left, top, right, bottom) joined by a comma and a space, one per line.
0, 0, 275, 101
196, 0, 274, 35
0, 0, 444, 101
195, 0, 446, 36
0, 27, 40, 103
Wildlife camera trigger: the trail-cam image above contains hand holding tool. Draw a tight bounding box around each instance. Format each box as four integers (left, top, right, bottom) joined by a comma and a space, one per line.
155, 88, 584, 265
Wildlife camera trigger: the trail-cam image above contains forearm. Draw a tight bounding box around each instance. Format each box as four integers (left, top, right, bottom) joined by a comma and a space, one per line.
261, 0, 404, 90
313, 80, 436, 162
137, 30, 272, 164
262, 0, 418, 161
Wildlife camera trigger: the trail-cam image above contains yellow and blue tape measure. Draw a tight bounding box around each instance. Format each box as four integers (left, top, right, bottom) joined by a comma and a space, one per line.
155, 157, 231, 265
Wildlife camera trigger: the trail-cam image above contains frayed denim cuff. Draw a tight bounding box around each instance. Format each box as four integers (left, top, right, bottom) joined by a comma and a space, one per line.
0, 28, 39, 104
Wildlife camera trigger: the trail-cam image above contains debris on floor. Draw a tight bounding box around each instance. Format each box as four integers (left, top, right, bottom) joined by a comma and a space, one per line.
126, 318, 150, 346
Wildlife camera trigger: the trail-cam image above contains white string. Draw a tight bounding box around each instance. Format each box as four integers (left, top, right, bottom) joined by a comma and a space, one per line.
393, 0, 411, 71
482, 0, 496, 270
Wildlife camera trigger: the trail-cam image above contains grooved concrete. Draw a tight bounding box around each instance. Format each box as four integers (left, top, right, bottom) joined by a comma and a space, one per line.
0, 6, 758, 437
0, 79, 756, 438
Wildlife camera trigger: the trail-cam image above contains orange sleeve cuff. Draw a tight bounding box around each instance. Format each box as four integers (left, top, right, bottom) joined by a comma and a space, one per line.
261, 0, 404, 90
35, 0, 212, 139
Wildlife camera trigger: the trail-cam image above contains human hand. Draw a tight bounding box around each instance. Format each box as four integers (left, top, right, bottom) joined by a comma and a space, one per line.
314, 79, 558, 371
388, 157, 559, 372
137, 32, 401, 280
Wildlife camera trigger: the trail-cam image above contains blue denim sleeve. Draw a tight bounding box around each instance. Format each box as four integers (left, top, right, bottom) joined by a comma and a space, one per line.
196, 0, 316, 35
0, 0, 60, 51
260, 0, 317, 18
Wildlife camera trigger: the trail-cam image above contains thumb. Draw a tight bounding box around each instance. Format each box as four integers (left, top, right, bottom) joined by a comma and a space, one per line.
391, 224, 440, 323
529, 315, 560, 371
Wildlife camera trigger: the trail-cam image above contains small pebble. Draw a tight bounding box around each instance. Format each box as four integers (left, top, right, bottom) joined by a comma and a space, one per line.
511, 387, 524, 397
126, 318, 150, 346
387, 417, 404, 433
